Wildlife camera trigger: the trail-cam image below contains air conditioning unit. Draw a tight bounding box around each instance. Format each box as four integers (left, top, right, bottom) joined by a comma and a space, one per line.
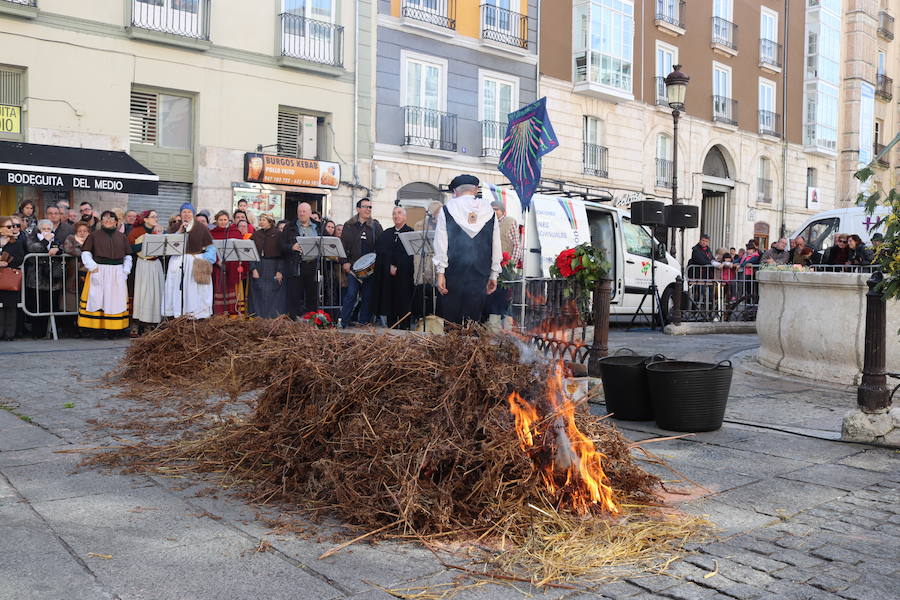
299, 115, 318, 160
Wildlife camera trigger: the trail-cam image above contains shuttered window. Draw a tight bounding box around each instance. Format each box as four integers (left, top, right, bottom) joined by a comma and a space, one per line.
130, 90, 159, 145
129, 181, 192, 218
277, 110, 301, 157
0, 67, 24, 141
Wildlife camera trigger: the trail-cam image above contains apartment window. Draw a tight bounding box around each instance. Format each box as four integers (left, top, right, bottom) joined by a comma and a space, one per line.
278, 108, 323, 160
129, 90, 192, 150
806, 167, 816, 188
712, 63, 735, 124
712, 0, 735, 49
804, 82, 838, 151
130, 0, 209, 40
573, 0, 635, 94
0, 67, 24, 141
656, 134, 673, 188
583, 116, 608, 177
479, 71, 518, 158
401, 52, 455, 150
759, 79, 777, 135
759, 7, 780, 67
877, 51, 886, 76
655, 41, 676, 105
713, 0, 731, 20
280, 0, 342, 67
757, 157, 773, 203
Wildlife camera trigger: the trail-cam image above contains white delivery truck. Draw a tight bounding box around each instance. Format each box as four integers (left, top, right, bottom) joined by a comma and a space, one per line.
789, 205, 890, 251
485, 188, 683, 321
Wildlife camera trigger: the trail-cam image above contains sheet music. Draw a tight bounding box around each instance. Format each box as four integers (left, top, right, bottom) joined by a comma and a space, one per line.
142, 233, 188, 257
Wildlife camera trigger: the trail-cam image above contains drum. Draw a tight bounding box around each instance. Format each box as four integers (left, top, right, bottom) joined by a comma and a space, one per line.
351, 253, 377, 280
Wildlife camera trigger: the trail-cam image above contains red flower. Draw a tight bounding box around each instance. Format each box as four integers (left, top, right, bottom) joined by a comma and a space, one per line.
555, 248, 576, 278
500, 251, 511, 268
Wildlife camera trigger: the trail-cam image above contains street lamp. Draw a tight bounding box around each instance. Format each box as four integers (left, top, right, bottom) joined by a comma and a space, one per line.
664, 64, 689, 323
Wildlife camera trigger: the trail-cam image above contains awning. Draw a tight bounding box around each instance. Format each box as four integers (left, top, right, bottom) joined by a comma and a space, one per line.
0, 141, 159, 195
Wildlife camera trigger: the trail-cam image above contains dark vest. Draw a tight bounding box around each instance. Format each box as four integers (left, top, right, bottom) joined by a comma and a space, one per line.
444, 206, 494, 282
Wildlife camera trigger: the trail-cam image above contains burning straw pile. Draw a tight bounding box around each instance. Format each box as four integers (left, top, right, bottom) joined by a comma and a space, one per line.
104, 316, 706, 585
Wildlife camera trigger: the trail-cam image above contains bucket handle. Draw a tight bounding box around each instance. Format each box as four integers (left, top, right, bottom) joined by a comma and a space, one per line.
715, 360, 733, 369
613, 348, 638, 356
645, 353, 669, 364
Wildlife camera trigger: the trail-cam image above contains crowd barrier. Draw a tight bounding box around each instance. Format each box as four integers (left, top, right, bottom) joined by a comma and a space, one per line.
19, 253, 83, 340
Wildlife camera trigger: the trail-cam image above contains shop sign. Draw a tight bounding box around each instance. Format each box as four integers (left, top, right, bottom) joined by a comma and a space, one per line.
0, 167, 157, 195
0, 104, 20, 135
232, 185, 285, 222
243, 153, 340, 189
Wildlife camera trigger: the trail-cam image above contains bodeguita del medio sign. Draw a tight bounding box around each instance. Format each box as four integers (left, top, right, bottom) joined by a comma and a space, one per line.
1, 168, 158, 195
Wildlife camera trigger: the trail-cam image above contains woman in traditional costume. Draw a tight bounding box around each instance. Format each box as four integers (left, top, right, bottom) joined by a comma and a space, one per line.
249, 212, 286, 318
77, 211, 131, 337
162, 203, 216, 319
127, 210, 165, 336
210, 211, 243, 316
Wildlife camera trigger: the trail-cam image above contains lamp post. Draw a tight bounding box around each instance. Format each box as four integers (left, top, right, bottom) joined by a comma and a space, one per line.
664, 65, 689, 324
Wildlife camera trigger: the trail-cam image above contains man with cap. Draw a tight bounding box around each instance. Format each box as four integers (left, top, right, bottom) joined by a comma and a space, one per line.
162, 203, 217, 319
433, 175, 502, 324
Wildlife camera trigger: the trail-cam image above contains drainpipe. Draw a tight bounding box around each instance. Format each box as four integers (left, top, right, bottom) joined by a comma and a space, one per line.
352, 0, 360, 216
779, 0, 789, 238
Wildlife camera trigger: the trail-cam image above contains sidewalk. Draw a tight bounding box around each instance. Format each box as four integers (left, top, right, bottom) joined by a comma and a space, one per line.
0, 331, 897, 600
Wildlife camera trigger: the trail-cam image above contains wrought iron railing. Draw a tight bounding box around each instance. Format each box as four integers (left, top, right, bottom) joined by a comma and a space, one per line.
712, 95, 737, 126
402, 106, 457, 152
655, 0, 685, 29
876, 74, 893, 101
480, 120, 507, 158
401, 0, 456, 31
280, 14, 344, 67
757, 178, 773, 203
3, 0, 37, 6
655, 76, 668, 106
130, 0, 210, 40
759, 38, 782, 69
875, 143, 889, 168
481, 3, 528, 48
758, 110, 781, 137
711, 16, 737, 50
656, 158, 673, 188
582, 143, 608, 178
878, 11, 894, 40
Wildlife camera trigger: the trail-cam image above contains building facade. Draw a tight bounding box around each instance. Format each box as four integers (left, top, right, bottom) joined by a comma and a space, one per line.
537, 0, 842, 254
836, 0, 898, 205
0, 0, 373, 222
370, 0, 538, 223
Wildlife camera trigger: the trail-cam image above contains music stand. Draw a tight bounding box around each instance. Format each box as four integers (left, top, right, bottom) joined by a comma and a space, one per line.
212, 238, 260, 319
295, 236, 344, 259
143, 233, 189, 317
400, 229, 436, 330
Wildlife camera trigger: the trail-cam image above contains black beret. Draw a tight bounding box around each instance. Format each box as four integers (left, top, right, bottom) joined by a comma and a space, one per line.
449, 174, 480, 191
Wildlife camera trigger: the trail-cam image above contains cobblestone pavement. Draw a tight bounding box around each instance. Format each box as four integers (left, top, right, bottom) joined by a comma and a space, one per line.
0, 331, 897, 600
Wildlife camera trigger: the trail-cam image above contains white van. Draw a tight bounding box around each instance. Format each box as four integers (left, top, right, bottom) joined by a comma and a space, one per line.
790, 205, 890, 252
499, 191, 682, 320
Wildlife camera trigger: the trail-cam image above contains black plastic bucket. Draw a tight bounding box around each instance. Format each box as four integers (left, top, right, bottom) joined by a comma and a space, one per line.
596, 351, 665, 421
646, 360, 732, 432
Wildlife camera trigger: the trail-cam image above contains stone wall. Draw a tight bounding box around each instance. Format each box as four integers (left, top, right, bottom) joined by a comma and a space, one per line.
757, 270, 900, 385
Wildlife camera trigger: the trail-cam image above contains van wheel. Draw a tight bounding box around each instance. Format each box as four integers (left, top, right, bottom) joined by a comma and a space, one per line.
660, 284, 676, 324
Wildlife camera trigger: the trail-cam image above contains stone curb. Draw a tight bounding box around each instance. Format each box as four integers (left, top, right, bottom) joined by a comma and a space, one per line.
664, 322, 757, 335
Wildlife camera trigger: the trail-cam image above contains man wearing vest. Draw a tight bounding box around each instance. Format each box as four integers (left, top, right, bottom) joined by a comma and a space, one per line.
432, 175, 502, 324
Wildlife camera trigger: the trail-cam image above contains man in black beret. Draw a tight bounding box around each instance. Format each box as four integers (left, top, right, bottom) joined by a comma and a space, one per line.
432, 174, 502, 324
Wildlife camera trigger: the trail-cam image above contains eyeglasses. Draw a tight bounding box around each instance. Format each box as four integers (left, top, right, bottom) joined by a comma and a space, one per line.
8, 223, 20, 228
360, 205, 372, 209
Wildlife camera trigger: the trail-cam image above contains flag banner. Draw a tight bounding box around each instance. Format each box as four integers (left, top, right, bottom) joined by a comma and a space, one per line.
498, 97, 559, 212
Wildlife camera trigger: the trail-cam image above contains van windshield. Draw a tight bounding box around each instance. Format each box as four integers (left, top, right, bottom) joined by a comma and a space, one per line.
797, 218, 839, 252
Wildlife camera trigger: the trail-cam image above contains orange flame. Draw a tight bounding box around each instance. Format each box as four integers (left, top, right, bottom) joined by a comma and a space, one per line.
507, 362, 619, 515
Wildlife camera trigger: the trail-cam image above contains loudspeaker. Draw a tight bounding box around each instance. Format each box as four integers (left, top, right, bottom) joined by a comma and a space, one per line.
664, 204, 700, 229
630, 200, 665, 226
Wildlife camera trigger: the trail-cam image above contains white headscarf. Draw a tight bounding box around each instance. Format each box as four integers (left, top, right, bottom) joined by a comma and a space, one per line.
444, 194, 495, 238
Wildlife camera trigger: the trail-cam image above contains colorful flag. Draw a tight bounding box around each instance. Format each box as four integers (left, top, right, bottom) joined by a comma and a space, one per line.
498, 97, 559, 212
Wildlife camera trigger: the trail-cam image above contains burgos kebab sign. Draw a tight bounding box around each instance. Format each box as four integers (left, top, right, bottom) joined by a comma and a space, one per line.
243, 153, 340, 189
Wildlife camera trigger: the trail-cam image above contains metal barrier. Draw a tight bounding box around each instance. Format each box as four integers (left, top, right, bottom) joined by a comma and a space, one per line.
684, 262, 880, 322
20, 253, 83, 340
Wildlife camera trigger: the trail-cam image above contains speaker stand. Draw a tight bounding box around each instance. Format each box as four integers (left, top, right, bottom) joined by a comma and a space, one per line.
627, 236, 666, 332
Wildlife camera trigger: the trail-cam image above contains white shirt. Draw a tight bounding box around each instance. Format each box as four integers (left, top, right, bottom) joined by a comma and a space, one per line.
432, 194, 502, 280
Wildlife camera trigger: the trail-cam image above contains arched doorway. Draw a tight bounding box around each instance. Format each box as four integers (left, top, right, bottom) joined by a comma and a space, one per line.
397, 182, 443, 231
701, 145, 734, 249
754, 221, 770, 251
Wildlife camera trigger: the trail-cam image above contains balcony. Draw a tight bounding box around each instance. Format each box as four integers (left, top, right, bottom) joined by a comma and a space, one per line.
402, 106, 457, 153
480, 4, 528, 51
583, 143, 608, 178
757, 178, 773, 203
875, 143, 889, 168
759, 39, 783, 72
758, 110, 781, 138
280, 14, 344, 69
656, 158, 673, 188
712, 95, 737, 126
804, 124, 837, 155
480, 120, 507, 159
401, 0, 456, 32
878, 11, 894, 40
0, 0, 37, 18
655, 0, 685, 36
655, 76, 668, 106
573, 52, 634, 103
129, 0, 210, 46
876, 74, 893, 101
711, 17, 738, 56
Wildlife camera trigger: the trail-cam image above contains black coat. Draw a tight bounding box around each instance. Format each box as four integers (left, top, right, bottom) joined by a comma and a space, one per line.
373, 225, 414, 325
340, 216, 383, 265
279, 219, 322, 277
0, 237, 24, 305
849, 243, 875, 266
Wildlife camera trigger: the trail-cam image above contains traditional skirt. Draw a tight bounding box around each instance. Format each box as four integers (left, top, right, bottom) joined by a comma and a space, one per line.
132, 257, 165, 324
162, 254, 213, 319
248, 258, 286, 319
213, 263, 240, 315
77, 264, 129, 331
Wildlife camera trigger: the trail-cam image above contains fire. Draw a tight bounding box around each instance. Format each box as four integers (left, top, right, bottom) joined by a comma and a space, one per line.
507, 362, 619, 515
